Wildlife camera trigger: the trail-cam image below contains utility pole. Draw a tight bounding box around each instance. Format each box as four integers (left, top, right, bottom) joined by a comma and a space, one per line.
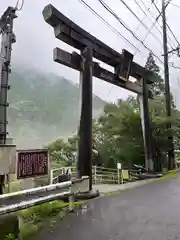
0, 7, 16, 144
162, 0, 175, 170
0, 7, 17, 194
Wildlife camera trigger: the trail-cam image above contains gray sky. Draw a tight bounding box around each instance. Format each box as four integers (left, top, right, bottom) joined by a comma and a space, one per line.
1, 0, 180, 103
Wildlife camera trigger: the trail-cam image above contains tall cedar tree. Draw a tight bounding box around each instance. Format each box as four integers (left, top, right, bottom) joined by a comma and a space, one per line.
145, 52, 165, 97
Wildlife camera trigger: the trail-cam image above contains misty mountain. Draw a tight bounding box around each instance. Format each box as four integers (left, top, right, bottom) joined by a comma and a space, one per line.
7, 67, 105, 148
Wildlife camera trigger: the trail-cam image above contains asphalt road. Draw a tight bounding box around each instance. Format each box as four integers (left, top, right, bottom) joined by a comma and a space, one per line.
38, 175, 180, 240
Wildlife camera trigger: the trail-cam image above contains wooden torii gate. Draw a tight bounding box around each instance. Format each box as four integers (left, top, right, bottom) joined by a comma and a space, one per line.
43, 4, 155, 191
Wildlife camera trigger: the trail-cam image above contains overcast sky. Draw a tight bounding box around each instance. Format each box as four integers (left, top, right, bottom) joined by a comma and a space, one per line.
1, 0, 180, 103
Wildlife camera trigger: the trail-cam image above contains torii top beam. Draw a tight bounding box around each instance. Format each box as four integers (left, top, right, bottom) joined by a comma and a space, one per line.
42, 4, 155, 85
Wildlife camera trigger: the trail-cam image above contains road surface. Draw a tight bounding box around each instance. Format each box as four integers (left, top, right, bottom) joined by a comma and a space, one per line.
38, 175, 180, 240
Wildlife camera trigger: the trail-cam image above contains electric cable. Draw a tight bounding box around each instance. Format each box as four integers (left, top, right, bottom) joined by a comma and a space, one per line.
98, 0, 164, 64
133, 0, 147, 16
170, 62, 180, 69
133, 0, 176, 49
138, 0, 150, 11
118, 0, 162, 43
134, 7, 168, 55
152, 0, 180, 46
78, 0, 164, 70
15, 0, 25, 11
169, 2, 180, 9
77, 0, 140, 52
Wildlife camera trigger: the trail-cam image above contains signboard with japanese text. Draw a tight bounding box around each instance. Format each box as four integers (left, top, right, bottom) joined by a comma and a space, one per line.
17, 149, 49, 179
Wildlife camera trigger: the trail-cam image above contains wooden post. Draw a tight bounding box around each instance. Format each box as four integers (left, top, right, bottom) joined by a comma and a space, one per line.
77, 46, 93, 191
94, 166, 97, 184
0, 175, 5, 195
68, 193, 75, 212
117, 168, 120, 185
6, 174, 10, 193
139, 78, 154, 172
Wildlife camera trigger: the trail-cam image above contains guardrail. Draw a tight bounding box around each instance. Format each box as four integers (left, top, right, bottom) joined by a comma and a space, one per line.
176, 159, 180, 168
50, 166, 120, 184
0, 176, 89, 215
50, 166, 132, 185
50, 165, 164, 185
50, 166, 77, 184
93, 166, 119, 184
0, 176, 89, 239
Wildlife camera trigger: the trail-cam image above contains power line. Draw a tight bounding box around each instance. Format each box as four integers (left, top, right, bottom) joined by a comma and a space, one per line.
161, 0, 175, 169
135, 0, 173, 54
0, 7, 16, 147
132, 0, 159, 37
77, 0, 140, 52
118, 0, 162, 43
138, 0, 150, 11
134, 0, 176, 49
78, 0, 164, 68
98, 0, 164, 64
170, 62, 180, 69
133, 0, 147, 16
169, 2, 180, 9
15, 0, 20, 8
162, 45, 180, 57
15, 0, 25, 11
135, 15, 147, 31
152, 0, 180, 46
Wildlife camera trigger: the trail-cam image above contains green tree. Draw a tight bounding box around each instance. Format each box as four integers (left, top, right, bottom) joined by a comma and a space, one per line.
47, 138, 77, 167
46, 52, 180, 172
97, 100, 144, 168
145, 52, 179, 170
145, 52, 165, 97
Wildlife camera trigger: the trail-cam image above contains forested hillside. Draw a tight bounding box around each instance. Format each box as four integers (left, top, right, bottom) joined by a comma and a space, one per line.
7, 67, 105, 148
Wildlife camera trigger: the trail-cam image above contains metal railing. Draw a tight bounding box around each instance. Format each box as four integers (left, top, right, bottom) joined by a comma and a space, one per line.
50, 166, 128, 185
176, 159, 180, 168
93, 166, 119, 184
50, 166, 77, 184
50, 165, 153, 185
0, 176, 89, 215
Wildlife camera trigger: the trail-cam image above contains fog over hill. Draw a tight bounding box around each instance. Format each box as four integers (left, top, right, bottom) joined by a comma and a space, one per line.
7, 67, 105, 148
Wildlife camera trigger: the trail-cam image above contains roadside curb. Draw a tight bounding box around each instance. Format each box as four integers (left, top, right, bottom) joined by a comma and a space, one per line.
95, 179, 156, 196
94, 170, 180, 197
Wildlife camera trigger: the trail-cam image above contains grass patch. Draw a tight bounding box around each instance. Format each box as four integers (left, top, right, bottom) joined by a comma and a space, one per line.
18, 201, 66, 221
16, 201, 68, 239
17, 200, 83, 240
155, 172, 177, 181
168, 168, 180, 174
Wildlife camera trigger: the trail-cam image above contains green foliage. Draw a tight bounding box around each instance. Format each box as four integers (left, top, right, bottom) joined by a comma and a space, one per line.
145, 52, 165, 96
145, 52, 179, 170
47, 95, 180, 170
46, 52, 180, 172
19, 201, 66, 222
47, 136, 78, 167
18, 201, 68, 240
97, 100, 144, 168
5, 233, 15, 239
